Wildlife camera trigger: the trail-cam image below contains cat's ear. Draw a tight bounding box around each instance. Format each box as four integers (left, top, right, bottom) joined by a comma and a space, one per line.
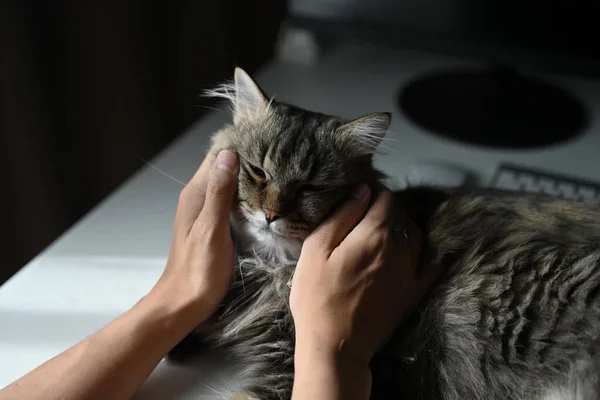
336, 112, 391, 155
232, 67, 269, 124
205, 67, 269, 125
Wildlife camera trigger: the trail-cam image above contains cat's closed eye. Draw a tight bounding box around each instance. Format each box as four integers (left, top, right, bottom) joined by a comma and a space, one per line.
298, 184, 322, 197
248, 164, 266, 180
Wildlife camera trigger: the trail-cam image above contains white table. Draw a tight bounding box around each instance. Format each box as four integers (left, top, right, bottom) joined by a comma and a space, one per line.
2, 41, 600, 399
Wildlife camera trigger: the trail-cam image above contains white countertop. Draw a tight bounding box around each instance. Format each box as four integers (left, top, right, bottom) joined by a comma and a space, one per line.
2, 41, 600, 398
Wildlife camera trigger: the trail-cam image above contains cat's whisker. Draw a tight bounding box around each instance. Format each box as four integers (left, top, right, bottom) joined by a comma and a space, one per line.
380, 133, 401, 142
138, 156, 187, 187
383, 130, 403, 138
267, 95, 276, 111
197, 380, 224, 396
238, 263, 246, 294
189, 104, 223, 113
375, 135, 400, 149
375, 143, 399, 154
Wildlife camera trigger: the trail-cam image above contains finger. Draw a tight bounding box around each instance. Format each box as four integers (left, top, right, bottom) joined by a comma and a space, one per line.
308, 184, 371, 254
391, 206, 409, 245
174, 152, 217, 232
195, 150, 239, 233
347, 189, 395, 239
190, 149, 218, 188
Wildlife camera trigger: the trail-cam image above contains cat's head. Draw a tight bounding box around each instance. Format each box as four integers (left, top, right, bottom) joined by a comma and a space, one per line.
210, 68, 390, 257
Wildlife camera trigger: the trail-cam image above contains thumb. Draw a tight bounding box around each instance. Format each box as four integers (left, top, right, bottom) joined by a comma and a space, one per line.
200, 150, 239, 227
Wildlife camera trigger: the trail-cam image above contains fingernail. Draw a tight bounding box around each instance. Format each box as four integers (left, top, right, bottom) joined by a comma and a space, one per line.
216, 150, 237, 172
351, 184, 370, 201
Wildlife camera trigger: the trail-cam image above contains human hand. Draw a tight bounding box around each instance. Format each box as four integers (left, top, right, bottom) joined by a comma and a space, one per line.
0, 151, 240, 400
290, 185, 442, 366
152, 150, 239, 324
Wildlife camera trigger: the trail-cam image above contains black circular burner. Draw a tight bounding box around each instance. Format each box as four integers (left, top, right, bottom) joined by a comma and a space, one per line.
398, 68, 588, 149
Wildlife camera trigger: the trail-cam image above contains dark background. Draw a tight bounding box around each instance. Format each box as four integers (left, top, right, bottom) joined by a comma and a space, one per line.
2, 0, 600, 285
0, 1, 285, 285
289, 0, 600, 77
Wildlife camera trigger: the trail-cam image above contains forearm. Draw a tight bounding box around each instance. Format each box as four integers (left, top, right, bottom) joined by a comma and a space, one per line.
0, 289, 200, 400
291, 339, 372, 400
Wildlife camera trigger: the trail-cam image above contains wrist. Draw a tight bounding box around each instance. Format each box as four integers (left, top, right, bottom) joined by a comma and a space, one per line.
295, 336, 371, 370
295, 328, 373, 365
150, 274, 217, 322
293, 338, 372, 400
144, 283, 210, 336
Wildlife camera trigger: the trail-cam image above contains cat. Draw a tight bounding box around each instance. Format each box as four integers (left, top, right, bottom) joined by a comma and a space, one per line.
168, 68, 600, 400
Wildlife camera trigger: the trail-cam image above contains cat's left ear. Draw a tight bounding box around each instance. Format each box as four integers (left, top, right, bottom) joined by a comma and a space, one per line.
232, 67, 269, 124
205, 67, 269, 125
336, 112, 391, 155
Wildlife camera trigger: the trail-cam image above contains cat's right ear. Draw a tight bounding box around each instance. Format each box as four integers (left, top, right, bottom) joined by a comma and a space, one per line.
205, 67, 269, 125
336, 112, 391, 156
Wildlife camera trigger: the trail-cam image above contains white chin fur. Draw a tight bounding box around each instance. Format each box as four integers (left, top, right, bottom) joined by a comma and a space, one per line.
239, 211, 302, 263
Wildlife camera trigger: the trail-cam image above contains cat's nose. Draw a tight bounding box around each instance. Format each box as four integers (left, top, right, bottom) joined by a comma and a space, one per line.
264, 209, 281, 224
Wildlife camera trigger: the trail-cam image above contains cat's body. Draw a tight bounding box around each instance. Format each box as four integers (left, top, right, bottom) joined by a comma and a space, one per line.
373, 189, 600, 400
168, 69, 600, 399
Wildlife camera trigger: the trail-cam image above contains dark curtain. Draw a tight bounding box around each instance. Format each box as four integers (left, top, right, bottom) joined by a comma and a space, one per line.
0, 1, 286, 284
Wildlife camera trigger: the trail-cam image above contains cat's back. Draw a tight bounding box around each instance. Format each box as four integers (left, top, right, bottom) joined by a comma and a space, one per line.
381, 188, 600, 400
398, 186, 600, 271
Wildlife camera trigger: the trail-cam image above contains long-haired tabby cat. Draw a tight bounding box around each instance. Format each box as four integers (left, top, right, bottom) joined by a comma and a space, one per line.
168, 68, 600, 400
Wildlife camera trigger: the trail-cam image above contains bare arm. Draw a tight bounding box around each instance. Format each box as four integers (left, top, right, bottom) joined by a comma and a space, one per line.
0, 150, 240, 400
1, 290, 201, 400
293, 342, 373, 400
290, 187, 442, 400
